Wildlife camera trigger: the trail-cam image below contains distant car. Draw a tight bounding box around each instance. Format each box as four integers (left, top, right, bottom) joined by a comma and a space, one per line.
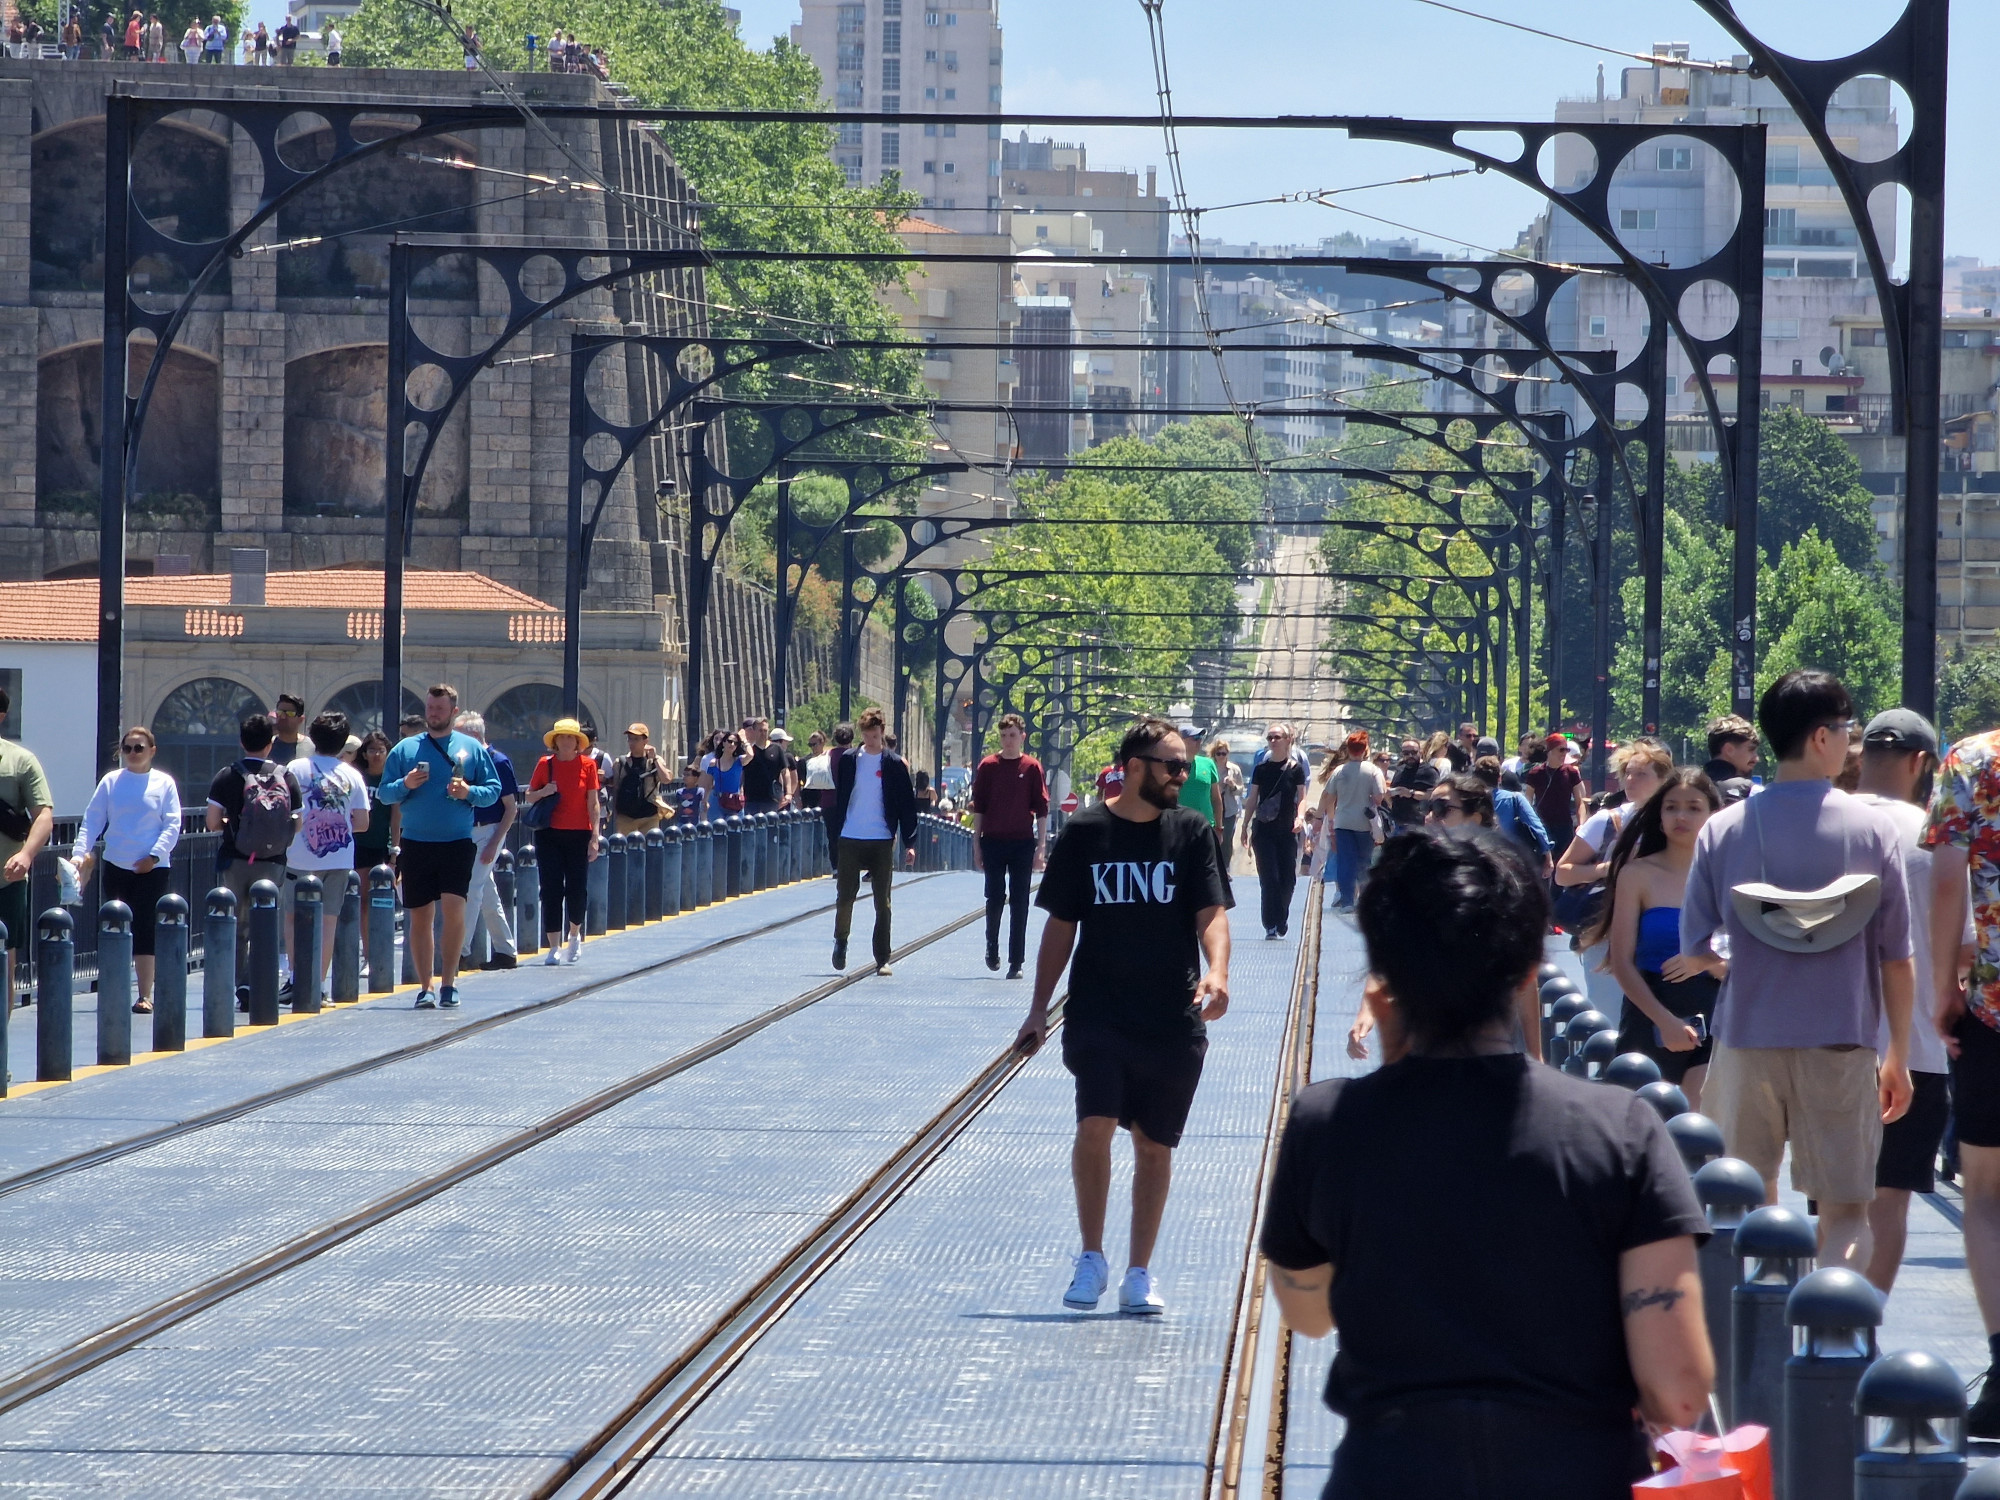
938, 766, 970, 801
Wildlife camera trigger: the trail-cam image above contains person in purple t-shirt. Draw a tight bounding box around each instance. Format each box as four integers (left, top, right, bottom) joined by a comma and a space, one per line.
1681, 669, 1914, 1273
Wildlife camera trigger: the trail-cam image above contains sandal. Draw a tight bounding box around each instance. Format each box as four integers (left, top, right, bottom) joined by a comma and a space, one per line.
132, 999, 152, 1014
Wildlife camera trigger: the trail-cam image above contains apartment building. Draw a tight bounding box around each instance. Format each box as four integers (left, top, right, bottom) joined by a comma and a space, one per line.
792, 0, 1004, 233
1530, 46, 1899, 462
878, 217, 1017, 529
999, 134, 1170, 260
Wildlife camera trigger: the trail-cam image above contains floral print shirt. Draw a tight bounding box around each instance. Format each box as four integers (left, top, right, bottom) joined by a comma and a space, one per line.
1922, 727, 2000, 1031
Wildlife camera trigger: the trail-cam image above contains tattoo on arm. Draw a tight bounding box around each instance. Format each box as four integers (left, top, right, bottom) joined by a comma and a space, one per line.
1621, 1285, 1685, 1317
1273, 1265, 1329, 1292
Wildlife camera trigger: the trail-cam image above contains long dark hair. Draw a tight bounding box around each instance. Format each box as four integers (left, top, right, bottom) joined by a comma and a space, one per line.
1580, 766, 1720, 948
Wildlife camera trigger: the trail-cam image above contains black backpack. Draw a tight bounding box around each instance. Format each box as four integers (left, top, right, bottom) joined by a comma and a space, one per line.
614, 756, 656, 820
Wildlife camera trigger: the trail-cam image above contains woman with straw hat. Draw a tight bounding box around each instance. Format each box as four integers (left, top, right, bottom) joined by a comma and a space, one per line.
522, 716, 601, 965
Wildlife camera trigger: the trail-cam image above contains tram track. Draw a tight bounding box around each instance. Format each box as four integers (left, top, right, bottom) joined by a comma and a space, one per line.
0, 885, 986, 1421
1209, 894, 1323, 1499
0, 874, 942, 1202
542, 996, 1070, 1500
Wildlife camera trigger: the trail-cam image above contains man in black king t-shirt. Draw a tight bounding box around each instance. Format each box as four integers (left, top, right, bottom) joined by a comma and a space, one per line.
1016, 715, 1230, 1318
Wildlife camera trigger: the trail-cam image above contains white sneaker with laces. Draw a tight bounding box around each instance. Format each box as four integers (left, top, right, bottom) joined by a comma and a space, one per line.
543, 948, 561, 967
1062, 1250, 1109, 1310
1119, 1265, 1165, 1316
565, 934, 582, 964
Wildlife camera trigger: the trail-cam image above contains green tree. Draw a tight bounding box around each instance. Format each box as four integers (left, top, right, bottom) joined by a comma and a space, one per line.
1936, 647, 2000, 742
1755, 528, 1900, 715
1754, 405, 1882, 574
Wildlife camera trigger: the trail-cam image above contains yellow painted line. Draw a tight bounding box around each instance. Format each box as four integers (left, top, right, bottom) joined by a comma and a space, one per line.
2, 882, 817, 1102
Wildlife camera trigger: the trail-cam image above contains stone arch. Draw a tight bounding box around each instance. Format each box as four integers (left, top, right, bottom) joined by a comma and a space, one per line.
283, 343, 468, 518
32, 115, 231, 293
276, 129, 479, 301
38, 340, 220, 518
322, 680, 426, 738
484, 681, 603, 783
150, 673, 266, 798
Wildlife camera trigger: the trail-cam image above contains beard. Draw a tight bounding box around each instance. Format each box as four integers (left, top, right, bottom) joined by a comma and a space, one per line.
1135, 769, 1179, 810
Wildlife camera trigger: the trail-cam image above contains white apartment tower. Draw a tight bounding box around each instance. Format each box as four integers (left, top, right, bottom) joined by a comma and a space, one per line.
792, 0, 1004, 234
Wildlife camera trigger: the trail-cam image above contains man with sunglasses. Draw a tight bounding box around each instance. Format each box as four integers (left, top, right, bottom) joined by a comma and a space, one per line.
1241, 723, 1310, 940
1018, 716, 1230, 1317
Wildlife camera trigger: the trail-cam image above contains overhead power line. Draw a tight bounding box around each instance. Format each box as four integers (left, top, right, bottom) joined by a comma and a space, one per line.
1400, 0, 1751, 74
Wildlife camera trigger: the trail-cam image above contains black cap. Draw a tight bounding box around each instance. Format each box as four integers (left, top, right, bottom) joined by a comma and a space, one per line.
1862, 709, 1938, 756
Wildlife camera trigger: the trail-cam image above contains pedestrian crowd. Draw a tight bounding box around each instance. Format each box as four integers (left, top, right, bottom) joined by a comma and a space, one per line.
8, 11, 340, 63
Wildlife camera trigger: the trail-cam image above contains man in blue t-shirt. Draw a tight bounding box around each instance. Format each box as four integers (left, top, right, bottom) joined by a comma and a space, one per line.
376, 684, 499, 1009
453, 710, 519, 972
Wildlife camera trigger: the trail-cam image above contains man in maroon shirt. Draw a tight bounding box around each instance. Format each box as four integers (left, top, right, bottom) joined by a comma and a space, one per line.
972, 712, 1049, 978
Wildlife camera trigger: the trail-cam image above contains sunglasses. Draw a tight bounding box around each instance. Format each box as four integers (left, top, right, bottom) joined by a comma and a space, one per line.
1134, 754, 1192, 776
120, 742, 149, 754
1425, 800, 1464, 817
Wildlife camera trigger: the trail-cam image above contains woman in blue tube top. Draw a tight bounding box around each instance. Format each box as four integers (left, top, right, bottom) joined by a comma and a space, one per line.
1584, 766, 1730, 1109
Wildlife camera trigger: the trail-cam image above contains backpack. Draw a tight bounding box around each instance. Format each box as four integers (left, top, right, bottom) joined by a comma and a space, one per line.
614, 756, 656, 821
236, 760, 294, 861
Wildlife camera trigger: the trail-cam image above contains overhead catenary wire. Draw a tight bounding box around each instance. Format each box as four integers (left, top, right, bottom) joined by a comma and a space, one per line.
1399, 0, 1750, 74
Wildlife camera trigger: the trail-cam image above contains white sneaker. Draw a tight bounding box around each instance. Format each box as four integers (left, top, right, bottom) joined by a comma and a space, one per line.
543, 949, 561, 967
1119, 1266, 1165, 1316
565, 935, 582, 965
1063, 1250, 1109, 1310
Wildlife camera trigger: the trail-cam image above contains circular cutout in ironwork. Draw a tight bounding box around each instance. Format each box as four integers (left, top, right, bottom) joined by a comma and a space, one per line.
1677, 280, 1740, 342
1831, 76, 1912, 163
583, 431, 624, 473
1535, 131, 1598, 195
676, 343, 715, 383
1726, 0, 1901, 61
404, 363, 452, 413
273, 111, 334, 174
1607, 135, 1740, 269
515, 253, 567, 307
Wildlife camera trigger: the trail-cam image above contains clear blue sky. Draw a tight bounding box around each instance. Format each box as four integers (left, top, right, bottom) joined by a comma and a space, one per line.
717, 0, 2000, 263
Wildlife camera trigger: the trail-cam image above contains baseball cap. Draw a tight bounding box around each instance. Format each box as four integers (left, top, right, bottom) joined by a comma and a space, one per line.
769, 728, 793, 743
1475, 736, 1500, 758
1545, 732, 1571, 750
1862, 709, 1938, 756
625, 721, 651, 738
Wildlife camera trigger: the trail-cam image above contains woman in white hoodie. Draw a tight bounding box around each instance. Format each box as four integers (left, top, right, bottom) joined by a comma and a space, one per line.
73, 726, 181, 1013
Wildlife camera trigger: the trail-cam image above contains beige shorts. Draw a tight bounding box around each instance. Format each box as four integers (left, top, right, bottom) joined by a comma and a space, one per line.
1706, 1041, 1882, 1204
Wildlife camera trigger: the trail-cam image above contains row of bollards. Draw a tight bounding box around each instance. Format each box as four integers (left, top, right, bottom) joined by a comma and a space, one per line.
914, 813, 974, 872
10, 812, 836, 1096
1535, 963, 1987, 1500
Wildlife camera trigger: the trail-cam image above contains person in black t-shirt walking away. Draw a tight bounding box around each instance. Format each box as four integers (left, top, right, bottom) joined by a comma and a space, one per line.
1241, 722, 1309, 940
1261, 829, 1713, 1497
1016, 716, 1230, 1317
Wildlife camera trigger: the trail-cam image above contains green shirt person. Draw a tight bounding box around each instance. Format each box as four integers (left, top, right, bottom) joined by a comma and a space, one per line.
1177, 728, 1222, 827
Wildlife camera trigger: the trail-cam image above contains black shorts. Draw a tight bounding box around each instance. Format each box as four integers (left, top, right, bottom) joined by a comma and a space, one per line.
1062, 1022, 1207, 1148
1952, 1011, 2000, 1149
399, 838, 476, 909
1614, 971, 1718, 1086
1877, 1070, 1952, 1191
101, 862, 173, 957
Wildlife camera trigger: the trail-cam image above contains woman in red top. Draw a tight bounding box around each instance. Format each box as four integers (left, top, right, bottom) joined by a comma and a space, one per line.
523, 717, 601, 964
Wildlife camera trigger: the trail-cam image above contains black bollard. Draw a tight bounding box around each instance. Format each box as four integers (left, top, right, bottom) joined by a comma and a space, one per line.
291, 874, 323, 1014
1556, 1007, 1610, 1073
1602, 1051, 1663, 1090
1539, 976, 1580, 1056
586, 840, 609, 935
331, 872, 361, 1004
603, 834, 625, 930
1537, 960, 1565, 985
514, 843, 540, 954
662, 825, 683, 917
1694, 1156, 1768, 1423
1669, 1111, 1727, 1174
1855, 1351, 1967, 1499
1576, 1028, 1619, 1080
1635, 1080, 1691, 1121
694, 822, 713, 906
153, 894, 190, 1052
624, 828, 648, 924
778, 809, 794, 883
1732, 1206, 1818, 1467
734, 816, 753, 896
644, 829, 665, 920
203, 887, 237, 1038
494, 849, 515, 937
724, 818, 744, 899
36, 907, 74, 1082
95, 900, 135, 1066
366, 865, 398, 992
1785, 1268, 1882, 1500
247, 879, 281, 1026
1547, 993, 1589, 1067
766, 812, 782, 886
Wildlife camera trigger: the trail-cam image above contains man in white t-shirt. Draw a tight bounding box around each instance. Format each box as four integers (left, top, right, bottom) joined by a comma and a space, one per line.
1853, 709, 1966, 1294
284, 710, 370, 998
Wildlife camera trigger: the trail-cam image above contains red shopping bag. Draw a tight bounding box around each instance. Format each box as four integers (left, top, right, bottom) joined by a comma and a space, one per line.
1633, 1424, 1771, 1499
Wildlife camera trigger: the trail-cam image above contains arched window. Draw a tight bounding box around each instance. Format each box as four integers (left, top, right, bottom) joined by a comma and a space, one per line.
322, 681, 425, 740
151, 676, 265, 800
484, 683, 597, 784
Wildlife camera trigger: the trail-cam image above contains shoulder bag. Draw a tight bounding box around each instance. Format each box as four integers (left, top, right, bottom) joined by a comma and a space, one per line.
518, 756, 557, 830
